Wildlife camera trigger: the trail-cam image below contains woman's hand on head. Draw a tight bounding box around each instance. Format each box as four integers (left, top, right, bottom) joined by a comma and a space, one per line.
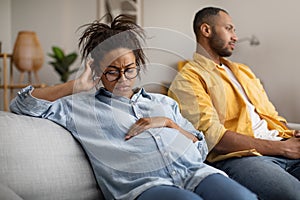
74, 59, 100, 93
125, 117, 169, 140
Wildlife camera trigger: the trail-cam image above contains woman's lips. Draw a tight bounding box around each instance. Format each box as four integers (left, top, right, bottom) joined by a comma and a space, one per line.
115, 85, 130, 91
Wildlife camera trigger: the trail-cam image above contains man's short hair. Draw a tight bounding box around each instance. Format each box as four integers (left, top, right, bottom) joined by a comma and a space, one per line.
193, 7, 228, 40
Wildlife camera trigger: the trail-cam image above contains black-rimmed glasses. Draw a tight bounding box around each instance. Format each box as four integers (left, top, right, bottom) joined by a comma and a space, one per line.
103, 66, 140, 82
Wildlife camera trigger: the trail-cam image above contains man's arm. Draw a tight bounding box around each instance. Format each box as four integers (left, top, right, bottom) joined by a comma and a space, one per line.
215, 130, 300, 159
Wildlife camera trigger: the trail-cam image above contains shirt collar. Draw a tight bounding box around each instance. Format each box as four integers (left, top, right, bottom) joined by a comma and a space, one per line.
193, 52, 232, 70
131, 87, 152, 102
95, 87, 152, 102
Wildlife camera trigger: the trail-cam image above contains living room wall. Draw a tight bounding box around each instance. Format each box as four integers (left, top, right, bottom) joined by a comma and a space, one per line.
0, 0, 299, 123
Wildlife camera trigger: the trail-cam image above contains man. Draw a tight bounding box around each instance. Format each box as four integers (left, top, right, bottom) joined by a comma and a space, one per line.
168, 7, 300, 200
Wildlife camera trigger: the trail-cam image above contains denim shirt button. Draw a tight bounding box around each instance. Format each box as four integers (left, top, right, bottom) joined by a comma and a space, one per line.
171, 170, 176, 175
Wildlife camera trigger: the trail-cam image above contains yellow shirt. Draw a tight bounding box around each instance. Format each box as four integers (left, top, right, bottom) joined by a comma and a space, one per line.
168, 53, 294, 162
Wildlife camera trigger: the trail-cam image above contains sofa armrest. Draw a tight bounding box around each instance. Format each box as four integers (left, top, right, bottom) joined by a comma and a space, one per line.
0, 111, 104, 200
287, 122, 300, 130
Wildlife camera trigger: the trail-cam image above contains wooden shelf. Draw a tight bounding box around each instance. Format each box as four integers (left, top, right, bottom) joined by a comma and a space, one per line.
0, 53, 46, 111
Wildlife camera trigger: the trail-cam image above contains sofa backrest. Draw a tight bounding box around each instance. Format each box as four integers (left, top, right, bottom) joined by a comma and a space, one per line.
0, 111, 104, 200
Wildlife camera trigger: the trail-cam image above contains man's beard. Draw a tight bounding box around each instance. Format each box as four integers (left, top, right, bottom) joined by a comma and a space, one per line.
209, 30, 233, 57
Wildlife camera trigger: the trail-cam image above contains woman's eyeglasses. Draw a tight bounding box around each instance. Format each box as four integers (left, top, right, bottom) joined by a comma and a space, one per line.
102, 66, 140, 82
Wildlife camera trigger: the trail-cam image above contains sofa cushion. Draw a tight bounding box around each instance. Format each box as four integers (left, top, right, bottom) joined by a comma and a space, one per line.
0, 111, 104, 200
0, 183, 23, 200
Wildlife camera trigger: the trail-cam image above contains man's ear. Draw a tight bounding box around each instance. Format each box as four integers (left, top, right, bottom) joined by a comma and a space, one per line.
200, 23, 211, 37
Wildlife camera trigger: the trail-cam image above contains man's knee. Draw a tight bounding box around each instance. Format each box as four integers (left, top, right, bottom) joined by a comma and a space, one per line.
211, 156, 300, 200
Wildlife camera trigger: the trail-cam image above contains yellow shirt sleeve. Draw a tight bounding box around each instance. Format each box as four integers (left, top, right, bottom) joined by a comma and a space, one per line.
168, 64, 227, 152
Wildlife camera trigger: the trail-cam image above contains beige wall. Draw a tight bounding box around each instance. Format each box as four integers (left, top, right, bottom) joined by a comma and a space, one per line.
0, 0, 299, 123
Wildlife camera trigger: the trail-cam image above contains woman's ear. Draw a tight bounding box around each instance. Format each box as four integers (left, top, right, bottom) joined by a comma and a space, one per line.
200, 23, 211, 38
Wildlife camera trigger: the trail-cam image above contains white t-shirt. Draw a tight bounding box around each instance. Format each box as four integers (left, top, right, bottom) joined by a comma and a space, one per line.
220, 64, 282, 141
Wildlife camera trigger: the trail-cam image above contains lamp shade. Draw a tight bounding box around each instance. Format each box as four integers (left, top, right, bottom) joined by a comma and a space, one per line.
12, 31, 44, 72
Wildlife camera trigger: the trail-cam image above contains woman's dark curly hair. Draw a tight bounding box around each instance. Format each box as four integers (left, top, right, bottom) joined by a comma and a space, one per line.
78, 14, 147, 75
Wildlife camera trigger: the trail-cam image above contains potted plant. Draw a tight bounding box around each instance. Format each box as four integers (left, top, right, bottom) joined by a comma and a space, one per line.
48, 46, 78, 83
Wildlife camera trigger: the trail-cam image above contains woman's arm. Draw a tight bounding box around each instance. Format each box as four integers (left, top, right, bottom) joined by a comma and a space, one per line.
165, 118, 199, 143
125, 117, 198, 143
31, 60, 98, 101
10, 60, 98, 117
31, 80, 76, 101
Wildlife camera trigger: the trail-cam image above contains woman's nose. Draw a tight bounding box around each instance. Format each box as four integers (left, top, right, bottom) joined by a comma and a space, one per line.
118, 72, 127, 81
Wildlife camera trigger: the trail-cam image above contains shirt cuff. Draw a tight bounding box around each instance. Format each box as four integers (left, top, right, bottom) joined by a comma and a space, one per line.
17, 85, 34, 99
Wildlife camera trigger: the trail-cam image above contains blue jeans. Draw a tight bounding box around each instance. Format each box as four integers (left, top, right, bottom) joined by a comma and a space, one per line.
211, 156, 300, 200
136, 173, 257, 200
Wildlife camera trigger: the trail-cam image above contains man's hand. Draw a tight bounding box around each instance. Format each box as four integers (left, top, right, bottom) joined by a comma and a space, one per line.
294, 130, 300, 138
125, 117, 167, 140
281, 136, 300, 159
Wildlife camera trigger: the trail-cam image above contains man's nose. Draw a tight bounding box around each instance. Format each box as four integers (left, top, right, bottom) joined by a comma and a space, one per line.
232, 33, 238, 42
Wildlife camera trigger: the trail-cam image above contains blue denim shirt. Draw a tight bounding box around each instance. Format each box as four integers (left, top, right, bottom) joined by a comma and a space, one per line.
10, 86, 225, 200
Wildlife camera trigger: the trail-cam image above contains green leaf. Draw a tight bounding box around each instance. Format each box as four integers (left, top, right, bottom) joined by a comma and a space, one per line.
61, 73, 69, 83
61, 53, 77, 70
64, 53, 77, 65
48, 46, 78, 82
52, 46, 65, 61
47, 53, 56, 59
69, 68, 79, 74
54, 65, 65, 75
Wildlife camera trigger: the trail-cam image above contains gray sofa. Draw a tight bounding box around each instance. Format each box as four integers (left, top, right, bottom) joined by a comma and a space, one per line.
2, 110, 300, 200
0, 111, 104, 200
